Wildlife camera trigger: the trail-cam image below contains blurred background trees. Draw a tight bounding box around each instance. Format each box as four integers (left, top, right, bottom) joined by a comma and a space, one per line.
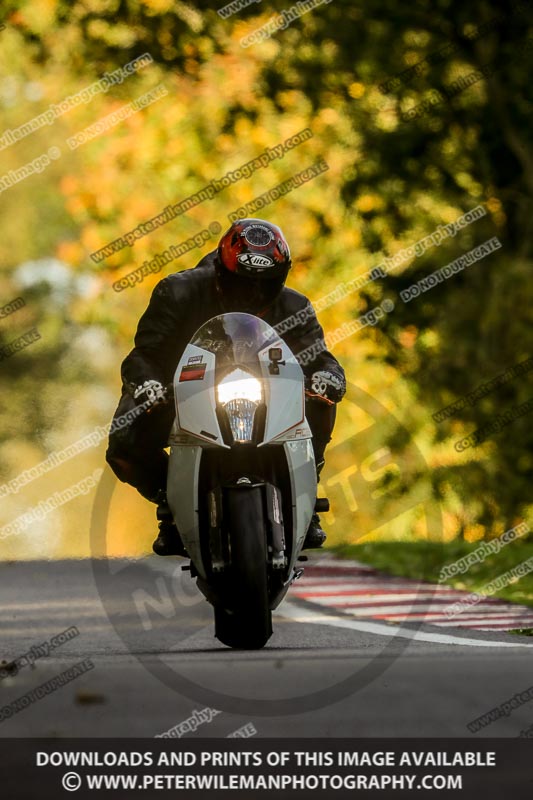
0, 0, 531, 558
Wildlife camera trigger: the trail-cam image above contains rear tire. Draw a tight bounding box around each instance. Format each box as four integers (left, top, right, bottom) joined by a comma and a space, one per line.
214, 487, 272, 650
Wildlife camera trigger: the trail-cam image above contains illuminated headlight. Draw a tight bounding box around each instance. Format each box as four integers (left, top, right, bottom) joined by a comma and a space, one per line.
217, 369, 262, 442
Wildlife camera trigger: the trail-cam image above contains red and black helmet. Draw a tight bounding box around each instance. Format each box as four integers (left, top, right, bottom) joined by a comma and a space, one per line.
215, 218, 291, 313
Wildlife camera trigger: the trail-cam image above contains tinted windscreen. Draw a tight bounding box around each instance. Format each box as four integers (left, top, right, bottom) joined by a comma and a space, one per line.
191, 313, 279, 370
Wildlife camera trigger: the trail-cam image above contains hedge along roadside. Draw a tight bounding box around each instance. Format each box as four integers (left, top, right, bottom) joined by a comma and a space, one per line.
227, 158, 329, 221
0, 148, 61, 196
399, 237, 502, 304
0, 327, 41, 361
268, 204, 486, 345
374, 205, 487, 277
433, 356, 533, 423
0, 397, 153, 499
112, 222, 222, 292
66, 84, 168, 151
438, 522, 530, 582
240, 0, 334, 48
90, 128, 313, 263
0, 296, 25, 319
454, 397, 533, 453
296, 298, 395, 367
0, 468, 103, 542
400, 35, 533, 124
378, 0, 530, 94
0, 53, 154, 153
218, 0, 263, 19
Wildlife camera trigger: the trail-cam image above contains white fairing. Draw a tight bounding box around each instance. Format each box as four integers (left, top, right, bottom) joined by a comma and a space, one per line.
168, 344, 227, 580
284, 439, 317, 575
258, 341, 305, 444
167, 445, 207, 578
174, 345, 228, 446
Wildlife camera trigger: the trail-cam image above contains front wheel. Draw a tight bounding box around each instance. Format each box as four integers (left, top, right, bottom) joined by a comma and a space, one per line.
214, 487, 272, 650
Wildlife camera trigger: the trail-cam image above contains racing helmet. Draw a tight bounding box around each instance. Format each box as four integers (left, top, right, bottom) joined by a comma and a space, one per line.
214, 218, 292, 313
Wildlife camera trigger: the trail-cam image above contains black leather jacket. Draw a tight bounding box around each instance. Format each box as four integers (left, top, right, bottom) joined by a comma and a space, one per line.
121, 251, 346, 401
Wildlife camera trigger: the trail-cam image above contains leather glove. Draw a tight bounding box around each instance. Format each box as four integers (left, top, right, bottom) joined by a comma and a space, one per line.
305, 370, 346, 404
132, 379, 168, 408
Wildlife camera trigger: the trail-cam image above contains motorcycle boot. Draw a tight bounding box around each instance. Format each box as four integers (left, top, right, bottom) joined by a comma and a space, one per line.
302, 458, 327, 550
152, 490, 188, 557
302, 513, 327, 549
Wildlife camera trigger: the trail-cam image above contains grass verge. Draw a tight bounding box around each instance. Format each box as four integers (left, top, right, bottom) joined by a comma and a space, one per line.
331, 540, 533, 609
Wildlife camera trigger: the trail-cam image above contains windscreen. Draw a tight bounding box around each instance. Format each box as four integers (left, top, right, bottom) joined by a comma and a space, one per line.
191, 313, 280, 370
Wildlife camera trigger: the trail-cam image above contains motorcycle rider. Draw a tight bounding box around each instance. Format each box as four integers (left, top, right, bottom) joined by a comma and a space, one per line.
106, 218, 346, 556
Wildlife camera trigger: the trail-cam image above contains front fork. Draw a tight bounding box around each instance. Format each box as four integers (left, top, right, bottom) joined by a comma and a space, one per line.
207, 481, 288, 574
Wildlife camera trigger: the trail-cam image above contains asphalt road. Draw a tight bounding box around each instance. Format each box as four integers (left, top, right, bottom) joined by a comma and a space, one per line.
1, 557, 533, 738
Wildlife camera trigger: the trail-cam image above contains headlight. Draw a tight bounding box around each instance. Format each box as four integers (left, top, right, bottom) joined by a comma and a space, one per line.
217, 369, 262, 404
217, 369, 262, 443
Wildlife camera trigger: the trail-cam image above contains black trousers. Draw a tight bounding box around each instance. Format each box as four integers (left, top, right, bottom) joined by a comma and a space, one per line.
106, 392, 336, 503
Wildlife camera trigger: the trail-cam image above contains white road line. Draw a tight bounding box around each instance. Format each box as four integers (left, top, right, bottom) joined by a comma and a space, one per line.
278, 601, 533, 648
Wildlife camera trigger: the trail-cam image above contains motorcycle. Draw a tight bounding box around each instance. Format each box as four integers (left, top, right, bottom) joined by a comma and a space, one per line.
165, 312, 328, 649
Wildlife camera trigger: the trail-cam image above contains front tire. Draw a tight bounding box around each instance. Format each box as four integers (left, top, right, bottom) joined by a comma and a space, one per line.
214, 487, 272, 650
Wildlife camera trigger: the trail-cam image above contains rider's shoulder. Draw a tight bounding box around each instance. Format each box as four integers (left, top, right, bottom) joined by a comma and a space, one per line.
278, 285, 312, 311
154, 255, 215, 297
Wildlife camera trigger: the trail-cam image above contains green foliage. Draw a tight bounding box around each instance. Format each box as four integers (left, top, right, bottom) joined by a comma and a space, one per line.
334, 539, 533, 609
